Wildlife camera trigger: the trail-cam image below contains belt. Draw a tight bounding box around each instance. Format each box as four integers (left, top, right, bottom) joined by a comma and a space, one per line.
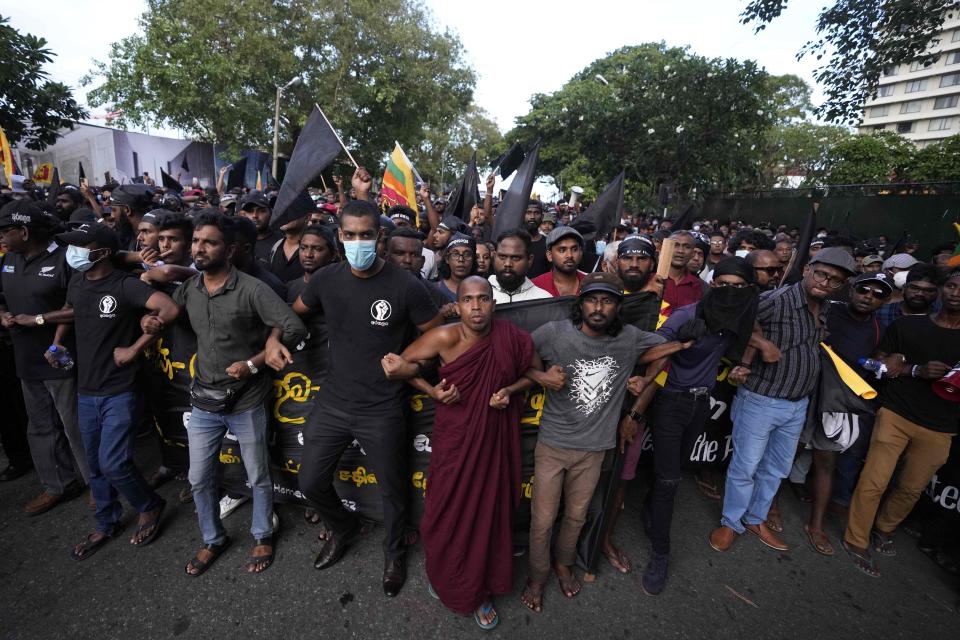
661, 387, 711, 398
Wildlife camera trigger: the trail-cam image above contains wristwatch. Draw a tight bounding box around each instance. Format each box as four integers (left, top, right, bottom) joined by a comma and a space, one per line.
35, 314, 45, 326
246, 359, 258, 375
629, 410, 645, 423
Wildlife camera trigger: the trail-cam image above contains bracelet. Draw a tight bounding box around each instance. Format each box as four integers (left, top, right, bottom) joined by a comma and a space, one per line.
629, 409, 646, 423
911, 365, 920, 378
738, 362, 752, 369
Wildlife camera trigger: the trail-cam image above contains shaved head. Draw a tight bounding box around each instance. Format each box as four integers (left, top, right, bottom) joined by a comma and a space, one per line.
457, 275, 494, 300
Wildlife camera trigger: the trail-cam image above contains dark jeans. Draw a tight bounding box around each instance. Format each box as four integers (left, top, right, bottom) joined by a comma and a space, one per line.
646, 389, 711, 555
0, 341, 30, 467
78, 392, 162, 534
298, 403, 408, 560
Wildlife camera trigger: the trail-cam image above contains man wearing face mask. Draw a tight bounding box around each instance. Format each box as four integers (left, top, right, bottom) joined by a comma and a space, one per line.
876, 263, 940, 329
489, 229, 551, 304
287, 200, 442, 597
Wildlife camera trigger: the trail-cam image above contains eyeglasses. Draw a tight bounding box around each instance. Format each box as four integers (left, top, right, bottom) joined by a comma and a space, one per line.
810, 269, 848, 289
854, 284, 890, 299
447, 251, 474, 262
713, 281, 751, 289
754, 266, 783, 276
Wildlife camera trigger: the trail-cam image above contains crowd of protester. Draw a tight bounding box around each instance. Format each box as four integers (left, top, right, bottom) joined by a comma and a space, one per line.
1, 165, 959, 629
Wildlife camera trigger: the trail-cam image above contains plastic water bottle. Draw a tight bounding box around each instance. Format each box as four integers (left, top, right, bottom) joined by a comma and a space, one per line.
48, 345, 74, 370
858, 357, 886, 380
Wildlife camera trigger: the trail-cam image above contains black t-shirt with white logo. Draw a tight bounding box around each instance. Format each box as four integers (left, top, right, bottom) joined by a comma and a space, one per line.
65, 269, 155, 396
0, 245, 75, 380
298, 260, 438, 416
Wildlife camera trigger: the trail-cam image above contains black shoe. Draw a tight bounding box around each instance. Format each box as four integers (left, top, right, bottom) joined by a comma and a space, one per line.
313, 526, 360, 570
641, 551, 669, 596
382, 555, 407, 597
0, 463, 32, 482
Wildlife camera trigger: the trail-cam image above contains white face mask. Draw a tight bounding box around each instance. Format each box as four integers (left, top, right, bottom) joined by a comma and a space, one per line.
735, 249, 749, 258
893, 271, 909, 289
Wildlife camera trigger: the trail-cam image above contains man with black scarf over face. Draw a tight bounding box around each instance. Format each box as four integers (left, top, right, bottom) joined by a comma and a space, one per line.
639, 257, 760, 596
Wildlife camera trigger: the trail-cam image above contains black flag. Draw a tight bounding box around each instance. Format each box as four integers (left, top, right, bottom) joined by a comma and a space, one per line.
78, 162, 86, 182
271, 105, 342, 228
225, 156, 248, 191
670, 202, 696, 231
576, 171, 624, 243
781, 203, 817, 286
493, 142, 525, 178
445, 151, 480, 221
180, 156, 190, 173
491, 141, 540, 239
160, 168, 183, 193
46, 167, 60, 207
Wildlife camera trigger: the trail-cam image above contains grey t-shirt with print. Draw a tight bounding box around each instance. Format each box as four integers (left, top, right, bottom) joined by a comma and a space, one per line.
532, 320, 666, 451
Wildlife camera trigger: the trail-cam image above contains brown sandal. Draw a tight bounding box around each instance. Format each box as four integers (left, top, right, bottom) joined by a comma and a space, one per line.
804, 524, 835, 556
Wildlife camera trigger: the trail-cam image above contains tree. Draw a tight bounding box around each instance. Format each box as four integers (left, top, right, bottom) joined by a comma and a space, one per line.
414, 104, 503, 190
905, 134, 960, 181
822, 130, 916, 184
0, 15, 87, 150
83, 0, 477, 162
509, 43, 794, 209
741, 0, 959, 124
760, 122, 853, 187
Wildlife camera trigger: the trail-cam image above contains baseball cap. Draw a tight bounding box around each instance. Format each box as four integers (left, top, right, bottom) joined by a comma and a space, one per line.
617, 235, 656, 258
809, 247, 857, 275
861, 254, 883, 266
542, 211, 557, 223
438, 215, 466, 233
545, 225, 583, 250
110, 184, 155, 209
55, 222, 120, 252
579, 272, 624, 298
852, 272, 893, 296
219, 193, 238, 209
67, 207, 98, 229
240, 190, 270, 211
0, 199, 46, 228
882, 253, 918, 270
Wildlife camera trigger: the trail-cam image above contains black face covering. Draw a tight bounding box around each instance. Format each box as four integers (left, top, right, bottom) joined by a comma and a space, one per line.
697, 257, 759, 362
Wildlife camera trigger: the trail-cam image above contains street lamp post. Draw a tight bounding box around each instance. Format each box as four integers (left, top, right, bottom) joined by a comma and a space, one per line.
272, 76, 302, 180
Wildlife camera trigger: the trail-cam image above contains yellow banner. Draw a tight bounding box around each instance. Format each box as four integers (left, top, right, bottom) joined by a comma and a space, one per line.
0, 125, 13, 186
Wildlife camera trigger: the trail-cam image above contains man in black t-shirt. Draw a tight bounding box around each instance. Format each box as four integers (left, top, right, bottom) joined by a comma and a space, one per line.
286, 200, 441, 597
523, 201, 550, 279
238, 191, 281, 267
50, 222, 180, 561
843, 271, 960, 577
0, 201, 90, 514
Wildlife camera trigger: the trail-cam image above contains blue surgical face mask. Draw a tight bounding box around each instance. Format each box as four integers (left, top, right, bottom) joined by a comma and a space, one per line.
595, 240, 607, 255
66, 245, 103, 272
342, 239, 378, 271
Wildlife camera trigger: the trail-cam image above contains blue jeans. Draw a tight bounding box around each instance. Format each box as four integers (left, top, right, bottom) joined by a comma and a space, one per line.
721, 387, 809, 534
78, 392, 161, 535
187, 405, 273, 545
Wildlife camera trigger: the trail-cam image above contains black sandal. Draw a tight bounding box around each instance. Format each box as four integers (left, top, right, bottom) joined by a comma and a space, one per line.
71, 531, 116, 561
185, 537, 232, 577
246, 536, 275, 574
132, 499, 166, 547
870, 529, 897, 556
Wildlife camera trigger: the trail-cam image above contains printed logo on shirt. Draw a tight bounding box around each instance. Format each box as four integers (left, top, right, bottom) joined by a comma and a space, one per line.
38, 265, 56, 278
98, 295, 118, 318
568, 356, 620, 416
2, 265, 14, 273
370, 299, 392, 326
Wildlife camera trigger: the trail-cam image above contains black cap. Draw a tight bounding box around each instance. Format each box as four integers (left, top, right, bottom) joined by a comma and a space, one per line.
240, 190, 270, 211
579, 272, 625, 298
55, 223, 120, 252
852, 271, 894, 296
0, 200, 46, 228
438, 215, 466, 233
67, 207, 98, 229
110, 184, 156, 210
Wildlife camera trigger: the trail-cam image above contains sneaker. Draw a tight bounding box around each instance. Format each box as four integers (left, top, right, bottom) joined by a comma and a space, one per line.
641, 552, 669, 596
272, 511, 280, 534
219, 494, 249, 519
512, 545, 527, 557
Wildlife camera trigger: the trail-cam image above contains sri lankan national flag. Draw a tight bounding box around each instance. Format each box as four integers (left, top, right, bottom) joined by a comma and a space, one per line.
0, 125, 17, 186
381, 143, 418, 225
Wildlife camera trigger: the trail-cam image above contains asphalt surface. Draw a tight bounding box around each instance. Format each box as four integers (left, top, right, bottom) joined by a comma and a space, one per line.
0, 440, 957, 640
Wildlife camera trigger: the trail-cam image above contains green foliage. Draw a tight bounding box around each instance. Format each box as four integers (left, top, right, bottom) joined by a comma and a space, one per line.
822, 130, 916, 184
905, 134, 960, 181
508, 43, 804, 207
414, 104, 503, 189
742, 0, 959, 124
0, 15, 87, 150
762, 122, 853, 186
83, 0, 478, 163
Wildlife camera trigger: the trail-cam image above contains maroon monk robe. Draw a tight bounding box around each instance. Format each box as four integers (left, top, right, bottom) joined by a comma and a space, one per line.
421, 319, 534, 614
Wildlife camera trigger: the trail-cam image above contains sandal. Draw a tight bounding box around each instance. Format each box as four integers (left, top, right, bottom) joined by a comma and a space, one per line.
474, 601, 499, 631
870, 530, 896, 556
766, 512, 784, 534
842, 540, 880, 578
131, 499, 166, 547
427, 583, 439, 600
520, 580, 543, 613
185, 537, 232, 577
602, 545, 632, 573
304, 508, 322, 525
557, 568, 581, 598
246, 536, 274, 573
70, 530, 116, 561
803, 524, 835, 556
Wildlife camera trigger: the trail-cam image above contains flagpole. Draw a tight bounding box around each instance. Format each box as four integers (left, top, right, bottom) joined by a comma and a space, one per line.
394, 141, 424, 184
315, 104, 358, 168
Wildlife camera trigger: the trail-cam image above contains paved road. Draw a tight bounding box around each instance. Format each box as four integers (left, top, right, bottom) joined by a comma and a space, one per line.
0, 442, 957, 640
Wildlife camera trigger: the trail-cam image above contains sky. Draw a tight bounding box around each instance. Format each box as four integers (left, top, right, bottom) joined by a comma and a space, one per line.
4, 0, 830, 134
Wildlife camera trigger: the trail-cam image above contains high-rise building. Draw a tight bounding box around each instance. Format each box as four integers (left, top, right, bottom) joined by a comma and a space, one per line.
858, 14, 960, 147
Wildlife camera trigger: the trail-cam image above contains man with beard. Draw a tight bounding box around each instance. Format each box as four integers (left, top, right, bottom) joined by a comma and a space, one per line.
54, 186, 84, 222
109, 185, 155, 251
746, 250, 785, 291
615, 236, 656, 293
380, 276, 535, 630
531, 227, 586, 297
523, 201, 550, 279
710, 248, 857, 554
434, 233, 477, 303
488, 229, 551, 304
520, 273, 688, 613
268, 212, 308, 283
640, 257, 761, 595
876, 263, 940, 329
286, 226, 338, 302
238, 191, 281, 267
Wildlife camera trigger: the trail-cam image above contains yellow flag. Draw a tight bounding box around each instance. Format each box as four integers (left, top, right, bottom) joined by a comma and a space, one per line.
820, 343, 877, 400
0, 125, 13, 186
256, 170, 262, 191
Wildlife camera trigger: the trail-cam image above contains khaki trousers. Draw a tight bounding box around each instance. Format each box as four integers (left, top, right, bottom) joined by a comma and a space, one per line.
528, 441, 604, 583
844, 408, 953, 549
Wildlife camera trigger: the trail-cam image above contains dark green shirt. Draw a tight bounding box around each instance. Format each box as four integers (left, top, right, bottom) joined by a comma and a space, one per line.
173, 267, 307, 413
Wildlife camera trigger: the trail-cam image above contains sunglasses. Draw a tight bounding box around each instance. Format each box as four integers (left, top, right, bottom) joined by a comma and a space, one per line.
754, 266, 783, 276
854, 284, 890, 299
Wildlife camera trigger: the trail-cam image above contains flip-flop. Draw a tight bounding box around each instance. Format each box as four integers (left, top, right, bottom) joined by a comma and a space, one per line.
870, 530, 897, 557
557, 571, 581, 598
304, 508, 323, 525
804, 524, 835, 556
427, 583, 439, 600
520, 580, 543, 613
132, 499, 167, 547
474, 601, 499, 631
842, 540, 880, 578
70, 531, 115, 561
602, 546, 632, 573
185, 537, 232, 577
